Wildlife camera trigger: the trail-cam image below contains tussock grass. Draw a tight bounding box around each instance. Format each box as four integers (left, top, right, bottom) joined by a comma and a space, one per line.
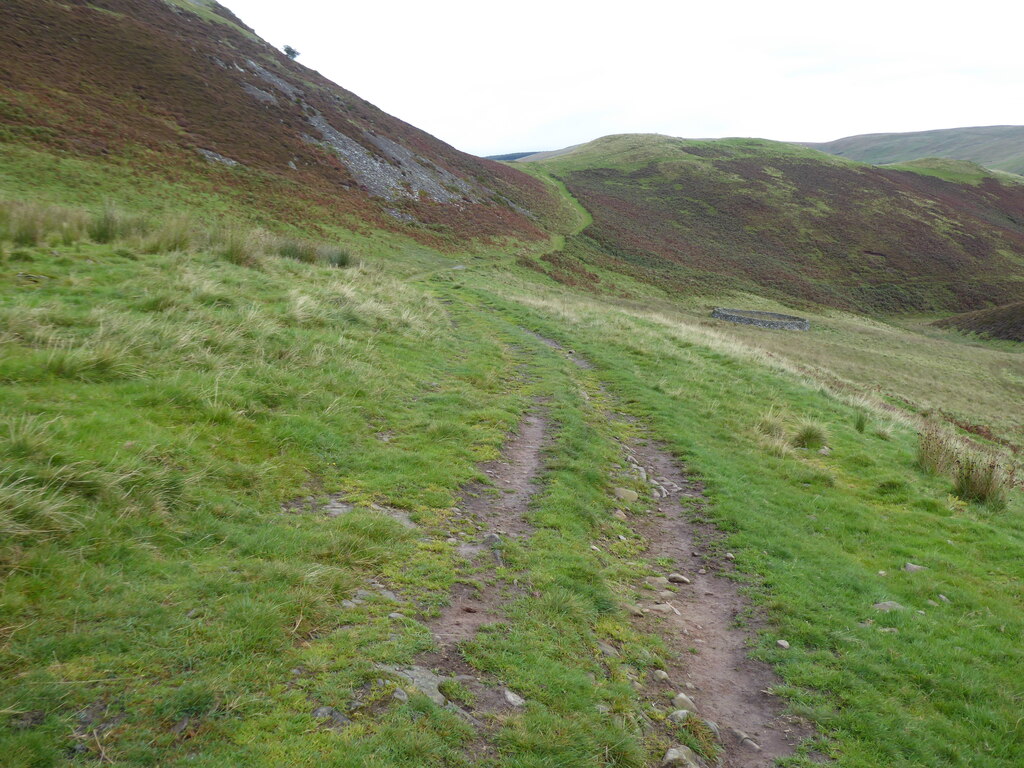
854, 411, 868, 433
790, 420, 828, 450
954, 453, 1014, 510
755, 407, 787, 438
143, 213, 192, 253
917, 422, 957, 475
0, 477, 80, 538
0, 200, 88, 247
918, 422, 1016, 509
217, 226, 262, 267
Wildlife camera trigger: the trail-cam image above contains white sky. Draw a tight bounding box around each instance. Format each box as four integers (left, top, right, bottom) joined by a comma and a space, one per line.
225, 0, 1024, 157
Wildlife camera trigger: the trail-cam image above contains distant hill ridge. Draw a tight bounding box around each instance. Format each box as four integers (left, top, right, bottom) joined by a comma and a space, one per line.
805, 125, 1024, 175
517, 133, 1024, 312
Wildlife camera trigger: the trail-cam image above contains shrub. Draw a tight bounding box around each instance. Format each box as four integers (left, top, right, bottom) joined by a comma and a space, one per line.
791, 420, 827, 450
854, 411, 868, 433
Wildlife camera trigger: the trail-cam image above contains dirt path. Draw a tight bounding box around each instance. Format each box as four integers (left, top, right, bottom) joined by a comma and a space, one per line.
530, 330, 810, 766
429, 410, 548, 652
369, 406, 551, 749
624, 439, 811, 767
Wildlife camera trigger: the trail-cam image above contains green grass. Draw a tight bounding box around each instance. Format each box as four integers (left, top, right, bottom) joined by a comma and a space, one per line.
1, 188, 1022, 767
471, 276, 1024, 767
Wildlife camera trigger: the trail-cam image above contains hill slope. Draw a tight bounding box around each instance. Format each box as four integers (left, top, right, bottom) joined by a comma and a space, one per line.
934, 301, 1024, 342
519, 134, 1024, 312
805, 125, 1024, 175
0, 0, 559, 243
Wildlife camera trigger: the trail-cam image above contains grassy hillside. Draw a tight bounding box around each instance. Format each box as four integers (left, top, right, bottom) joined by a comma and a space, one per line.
934, 301, 1024, 343
517, 134, 1024, 313
3, 3, 1024, 767
805, 125, 1024, 176
0, 202, 1021, 768
0, 0, 562, 245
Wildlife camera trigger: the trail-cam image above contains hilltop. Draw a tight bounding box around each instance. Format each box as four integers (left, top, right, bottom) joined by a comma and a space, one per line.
805, 125, 1024, 175
516, 133, 1024, 312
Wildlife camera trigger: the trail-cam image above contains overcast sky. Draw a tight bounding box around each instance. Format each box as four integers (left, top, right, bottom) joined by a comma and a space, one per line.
226, 0, 1023, 157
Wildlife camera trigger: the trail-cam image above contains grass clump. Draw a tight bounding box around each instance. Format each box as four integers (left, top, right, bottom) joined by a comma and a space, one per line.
854, 411, 868, 433
143, 213, 193, 254
953, 452, 1015, 510
755, 407, 786, 438
87, 203, 131, 243
790, 420, 827, 450
916, 422, 957, 475
217, 226, 262, 267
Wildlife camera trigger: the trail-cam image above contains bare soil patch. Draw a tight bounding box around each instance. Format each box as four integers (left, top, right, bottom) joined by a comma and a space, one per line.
624, 438, 813, 767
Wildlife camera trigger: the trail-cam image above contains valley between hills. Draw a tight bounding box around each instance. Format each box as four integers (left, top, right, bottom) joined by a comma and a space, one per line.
1, 2, 1022, 767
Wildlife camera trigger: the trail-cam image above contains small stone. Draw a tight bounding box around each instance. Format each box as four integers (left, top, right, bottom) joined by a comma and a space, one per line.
503, 689, 526, 707
873, 601, 904, 612
613, 510, 628, 521
927, 599, 940, 607
661, 745, 701, 767
446, 537, 458, 545
667, 709, 690, 723
614, 487, 639, 503
312, 706, 352, 727
392, 688, 409, 703
598, 641, 619, 658
482, 532, 501, 547
818, 446, 832, 456
704, 719, 720, 738
668, 573, 691, 584
938, 594, 951, 603
672, 692, 696, 710
741, 737, 762, 751
388, 612, 405, 620
725, 552, 735, 560
626, 604, 644, 617
591, 545, 600, 552
903, 562, 926, 573
777, 639, 790, 649
595, 703, 611, 713
341, 600, 358, 609
658, 590, 674, 599
652, 669, 670, 681
646, 576, 670, 587
879, 627, 899, 633
650, 603, 674, 614
878, 570, 887, 576
697, 568, 707, 575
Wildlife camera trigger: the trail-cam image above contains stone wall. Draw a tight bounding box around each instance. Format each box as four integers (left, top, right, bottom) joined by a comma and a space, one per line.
711, 307, 810, 331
